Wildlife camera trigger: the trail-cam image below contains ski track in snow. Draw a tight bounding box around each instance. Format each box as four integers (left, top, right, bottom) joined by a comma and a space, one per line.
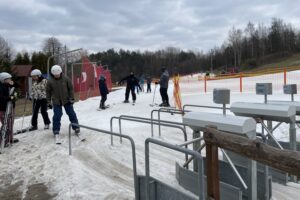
1, 73, 300, 199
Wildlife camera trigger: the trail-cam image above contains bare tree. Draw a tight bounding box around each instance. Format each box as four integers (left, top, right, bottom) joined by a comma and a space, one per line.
228, 26, 243, 66
42, 37, 62, 55
245, 22, 255, 57
0, 35, 12, 71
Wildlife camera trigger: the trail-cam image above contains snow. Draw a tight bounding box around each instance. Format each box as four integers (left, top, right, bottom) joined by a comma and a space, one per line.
1, 72, 300, 199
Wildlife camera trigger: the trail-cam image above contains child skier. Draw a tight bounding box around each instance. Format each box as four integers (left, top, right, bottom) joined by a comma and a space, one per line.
98, 75, 109, 109
29, 69, 51, 131
46, 65, 80, 144
0, 72, 19, 146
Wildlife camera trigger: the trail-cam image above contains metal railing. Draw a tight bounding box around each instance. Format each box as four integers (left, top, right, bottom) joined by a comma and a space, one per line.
151, 108, 186, 137
182, 104, 230, 113
110, 116, 189, 166
120, 115, 189, 137
68, 123, 138, 200
145, 137, 205, 200
177, 137, 248, 190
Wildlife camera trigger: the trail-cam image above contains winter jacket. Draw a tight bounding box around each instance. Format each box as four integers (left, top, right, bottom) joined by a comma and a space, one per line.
46, 74, 74, 106
98, 77, 109, 96
146, 77, 152, 84
159, 70, 169, 89
31, 77, 47, 100
119, 75, 141, 89
0, 83, 16, 111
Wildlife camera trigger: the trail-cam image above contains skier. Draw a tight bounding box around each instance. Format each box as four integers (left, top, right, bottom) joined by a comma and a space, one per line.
139, 75, 145, 92
29, 69, 51, 131
0, 72, 19, 146
118, 72, 141, 104
98, 75, 109, 109
46, 65, 80, 144
155, 68, 170, 107
146, 76, 152, 93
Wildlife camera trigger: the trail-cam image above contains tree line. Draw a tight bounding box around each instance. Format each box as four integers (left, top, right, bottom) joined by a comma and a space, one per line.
1, 18, 300, 82
90, 18, 300, 81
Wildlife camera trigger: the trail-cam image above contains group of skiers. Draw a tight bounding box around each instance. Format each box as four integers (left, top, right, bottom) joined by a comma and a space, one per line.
117, 68, 170, 106
0, 65, 170, 147
0, 65, 81, 146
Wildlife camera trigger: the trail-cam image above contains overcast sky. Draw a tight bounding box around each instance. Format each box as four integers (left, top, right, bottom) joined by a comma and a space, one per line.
1, 0, 300, 54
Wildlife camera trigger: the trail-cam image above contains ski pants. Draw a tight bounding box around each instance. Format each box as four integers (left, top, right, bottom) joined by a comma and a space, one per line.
52, 103, 79, 134
0, 109, 14, 144
160, 88, 169, 104
125, 86, 136, 101
100, 94, 107, 107
31, 99, 51, 127
147, 83, 151, 93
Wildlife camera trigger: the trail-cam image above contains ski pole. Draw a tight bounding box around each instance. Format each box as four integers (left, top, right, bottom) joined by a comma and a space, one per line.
151, 84, 157, 106
20, 92, 28, 130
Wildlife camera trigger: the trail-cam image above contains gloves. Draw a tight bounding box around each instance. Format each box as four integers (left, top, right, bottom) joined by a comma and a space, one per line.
47, 104, 53, 109
69, 99, 75, 104
9, 92, 18, 101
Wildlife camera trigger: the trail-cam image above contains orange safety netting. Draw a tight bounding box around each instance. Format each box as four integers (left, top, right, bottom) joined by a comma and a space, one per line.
173, 75, 182, 110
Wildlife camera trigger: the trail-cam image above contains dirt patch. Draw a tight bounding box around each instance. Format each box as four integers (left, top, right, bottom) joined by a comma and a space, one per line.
0, 181, 23, 200
24, 183, 57, 200
0, 180, 56, 200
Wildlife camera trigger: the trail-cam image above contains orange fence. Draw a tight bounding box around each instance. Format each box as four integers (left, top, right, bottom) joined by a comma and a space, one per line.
179, 66, 300, 94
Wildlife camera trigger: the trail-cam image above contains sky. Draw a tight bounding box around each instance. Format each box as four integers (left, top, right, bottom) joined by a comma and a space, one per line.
0, 0, 300, 54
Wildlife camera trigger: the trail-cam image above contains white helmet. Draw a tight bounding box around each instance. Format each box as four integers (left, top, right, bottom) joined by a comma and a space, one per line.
31, 69, 42, 77
51, 65, 62, 75
0, 72, 12, 83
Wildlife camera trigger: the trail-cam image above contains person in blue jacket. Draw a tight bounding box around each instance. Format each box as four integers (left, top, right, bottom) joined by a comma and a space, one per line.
98, 75, 109, 109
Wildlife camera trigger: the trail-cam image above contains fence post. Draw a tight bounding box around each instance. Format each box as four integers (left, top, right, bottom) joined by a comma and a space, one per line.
204, 76, 207, 93
240, 72, 243, 93
284, 68, 287, 85
205, 127, 220, 200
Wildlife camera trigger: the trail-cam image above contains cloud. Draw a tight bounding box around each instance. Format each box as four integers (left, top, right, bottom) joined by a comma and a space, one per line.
0, 0, 299, 53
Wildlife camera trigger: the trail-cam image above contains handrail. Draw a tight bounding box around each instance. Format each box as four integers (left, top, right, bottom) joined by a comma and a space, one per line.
110, 116, 189, 167
145, 138, 205, 200
120, 115, 190, 137
182, 104, 231, 113
151, 109, 185, 137
68, 123, 138, 200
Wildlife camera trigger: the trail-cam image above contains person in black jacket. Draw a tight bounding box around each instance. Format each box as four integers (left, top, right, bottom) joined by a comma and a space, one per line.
155, 68, 170, 107
118, 72, 141, 103
0, 72, 19, 146
98, 75, 109, 109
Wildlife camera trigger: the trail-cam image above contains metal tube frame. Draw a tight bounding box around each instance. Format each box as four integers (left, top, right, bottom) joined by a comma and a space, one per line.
151, 109, 185, 138
68, 123, 138, 200
177, 137, 203, 147
122, 114, 189, 137
47, 48, 82, 78
182, 104, 231, 114
260, 121, 284, 149
221, 148, 248, 190
145, 138, 205, 200
110, 116, 189, 167
178, 138, 248, 191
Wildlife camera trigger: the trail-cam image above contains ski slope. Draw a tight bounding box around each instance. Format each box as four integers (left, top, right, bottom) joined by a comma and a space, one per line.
1, 73, 300, 199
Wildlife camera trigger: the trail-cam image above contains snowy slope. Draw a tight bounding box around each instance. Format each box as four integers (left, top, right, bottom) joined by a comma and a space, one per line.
1, 73, 300, 199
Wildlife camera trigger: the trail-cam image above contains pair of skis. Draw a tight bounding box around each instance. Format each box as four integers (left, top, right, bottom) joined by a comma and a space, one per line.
55, 132, 86, 145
